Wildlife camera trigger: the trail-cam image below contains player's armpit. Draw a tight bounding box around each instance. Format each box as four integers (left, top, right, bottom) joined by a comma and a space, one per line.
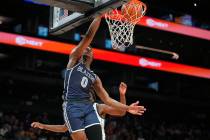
93, 76, 110, 103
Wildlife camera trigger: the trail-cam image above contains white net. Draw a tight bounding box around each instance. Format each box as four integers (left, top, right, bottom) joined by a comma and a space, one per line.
105, 10, 135, 50
105, 0, 147, 50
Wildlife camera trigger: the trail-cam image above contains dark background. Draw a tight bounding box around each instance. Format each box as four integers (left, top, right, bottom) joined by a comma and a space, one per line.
0, 0, 210, 139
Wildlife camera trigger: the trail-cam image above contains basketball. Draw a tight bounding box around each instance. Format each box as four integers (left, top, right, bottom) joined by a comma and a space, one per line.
121, 0, 144, 23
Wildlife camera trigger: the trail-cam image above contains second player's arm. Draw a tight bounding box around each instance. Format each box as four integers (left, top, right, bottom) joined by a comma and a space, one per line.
31, 122, 68, 133
119, 82, 127, 105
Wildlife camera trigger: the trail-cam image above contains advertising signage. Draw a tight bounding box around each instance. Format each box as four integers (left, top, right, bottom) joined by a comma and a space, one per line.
0, 32, 210, 79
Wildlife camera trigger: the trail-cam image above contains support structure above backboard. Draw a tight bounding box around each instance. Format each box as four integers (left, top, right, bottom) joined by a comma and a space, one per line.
32, 0, 128, 13
35, 0, 129, 35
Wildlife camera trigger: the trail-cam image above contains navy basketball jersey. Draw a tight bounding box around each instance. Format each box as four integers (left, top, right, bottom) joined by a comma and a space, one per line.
63, 62, 97, 101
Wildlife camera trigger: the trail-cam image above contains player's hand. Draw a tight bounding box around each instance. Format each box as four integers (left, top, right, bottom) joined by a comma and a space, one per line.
31, 122, 44, 129
119, 82, 127, 96
127, 101, 146, 115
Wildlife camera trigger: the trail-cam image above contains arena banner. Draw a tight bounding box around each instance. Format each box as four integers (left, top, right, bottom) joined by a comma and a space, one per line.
137, 16, 210, 41
0, 32, 210, 79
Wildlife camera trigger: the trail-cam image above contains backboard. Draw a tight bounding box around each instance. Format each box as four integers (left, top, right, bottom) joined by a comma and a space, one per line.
32, 0, 129, 35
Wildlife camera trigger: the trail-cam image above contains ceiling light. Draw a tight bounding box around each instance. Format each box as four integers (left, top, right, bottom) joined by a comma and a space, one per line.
194, 3, 197, 7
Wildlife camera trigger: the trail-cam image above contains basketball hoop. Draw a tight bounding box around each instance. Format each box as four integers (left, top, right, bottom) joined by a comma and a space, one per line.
105, 0, 147, 50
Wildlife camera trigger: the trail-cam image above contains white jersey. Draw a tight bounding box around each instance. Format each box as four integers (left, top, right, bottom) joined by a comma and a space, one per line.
93, 103, 106, 140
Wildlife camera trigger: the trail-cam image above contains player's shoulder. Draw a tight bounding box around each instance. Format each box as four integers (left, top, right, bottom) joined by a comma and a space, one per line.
67, 61, 81, 70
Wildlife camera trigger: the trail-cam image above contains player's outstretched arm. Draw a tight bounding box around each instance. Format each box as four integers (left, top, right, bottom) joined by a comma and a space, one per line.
31, 122, 68, 133
93, 77, 146, 115
100, 82, 145, 116
67, 17, 101, 69
99, 82, 127, 116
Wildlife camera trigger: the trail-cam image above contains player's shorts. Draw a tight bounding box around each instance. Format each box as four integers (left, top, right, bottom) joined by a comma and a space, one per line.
62, 101, 100, 134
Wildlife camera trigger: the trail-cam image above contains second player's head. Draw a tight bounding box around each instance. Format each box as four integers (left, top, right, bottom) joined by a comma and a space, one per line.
81, 46, 93, 65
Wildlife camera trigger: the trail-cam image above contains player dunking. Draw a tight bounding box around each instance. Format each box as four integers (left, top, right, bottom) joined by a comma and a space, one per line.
31, 82, 144, 140
62, 16, 146, 140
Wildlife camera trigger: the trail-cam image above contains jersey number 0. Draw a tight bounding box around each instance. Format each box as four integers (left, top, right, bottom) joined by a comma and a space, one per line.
81, 76, 88, 88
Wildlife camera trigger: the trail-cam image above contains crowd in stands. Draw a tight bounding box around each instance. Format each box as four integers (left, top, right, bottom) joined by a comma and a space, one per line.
0, 111, 69, 140
0, 110, 209, 140
105, 115, 210, 140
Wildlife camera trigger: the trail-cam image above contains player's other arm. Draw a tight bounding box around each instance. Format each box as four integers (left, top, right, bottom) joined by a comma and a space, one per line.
93, 77, 146, 115
119, 82, 127, 105
115, 82, 127, 115
31, 122, 68, 133
67, 17, 101, 69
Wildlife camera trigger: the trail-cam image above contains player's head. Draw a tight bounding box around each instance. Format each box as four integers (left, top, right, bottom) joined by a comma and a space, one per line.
82, 46, 93, 65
